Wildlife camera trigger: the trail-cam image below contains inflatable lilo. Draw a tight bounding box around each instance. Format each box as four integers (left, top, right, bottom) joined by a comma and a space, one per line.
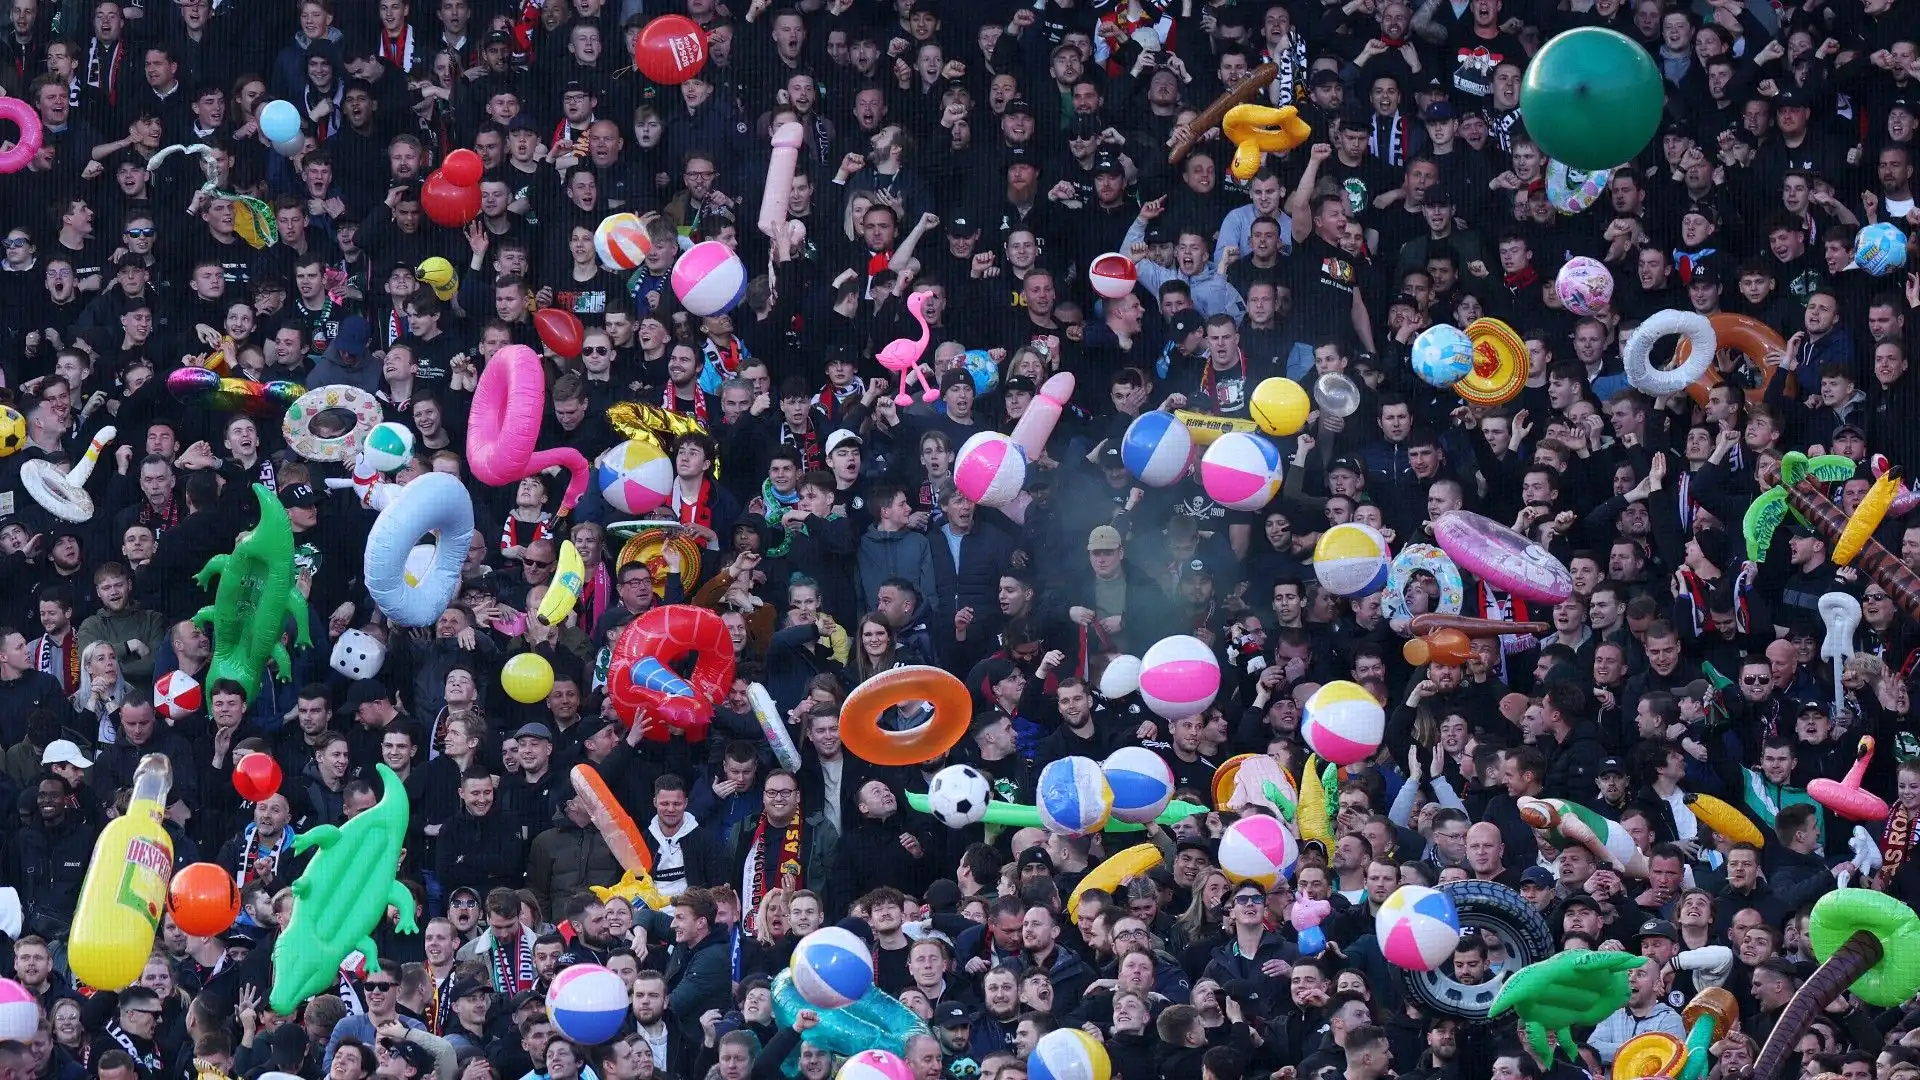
469, 344, 589, 512
364, 472, 475, 628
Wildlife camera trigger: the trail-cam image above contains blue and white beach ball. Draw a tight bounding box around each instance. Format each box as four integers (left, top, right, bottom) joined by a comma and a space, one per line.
546, 964, 628, 1044
791, 926, 875, 1009
1121, 410, 1194, 488
1102, 746, 1175, 824
1037, 756, 1113, 837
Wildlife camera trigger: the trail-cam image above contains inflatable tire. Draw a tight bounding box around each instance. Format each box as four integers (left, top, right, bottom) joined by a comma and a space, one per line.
1623, 310, 1714, 396
1382, 543, 1464, 624
1401, 879, 1553, 1021
365, 472, 475, 627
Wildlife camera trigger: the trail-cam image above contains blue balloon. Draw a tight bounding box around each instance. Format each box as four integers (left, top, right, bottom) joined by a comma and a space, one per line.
1297, 925, 1326, 956
259, 99, 302, 148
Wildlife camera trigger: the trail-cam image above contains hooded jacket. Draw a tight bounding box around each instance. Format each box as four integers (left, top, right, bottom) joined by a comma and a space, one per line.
527, 813, 625, 918
856, 525, 939, 614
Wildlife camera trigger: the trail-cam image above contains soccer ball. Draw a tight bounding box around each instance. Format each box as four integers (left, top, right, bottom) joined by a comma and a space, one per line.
155, 670, 203, 719
926, 764, 991, 828
0, 406, 24, 457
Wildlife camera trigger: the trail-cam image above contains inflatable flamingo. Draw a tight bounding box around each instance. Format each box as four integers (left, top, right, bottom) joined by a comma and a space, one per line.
1810, 737, 1891, 822
878, 292, 936, 406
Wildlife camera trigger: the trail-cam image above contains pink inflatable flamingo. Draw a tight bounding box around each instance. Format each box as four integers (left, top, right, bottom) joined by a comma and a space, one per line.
878, 291, 937, 406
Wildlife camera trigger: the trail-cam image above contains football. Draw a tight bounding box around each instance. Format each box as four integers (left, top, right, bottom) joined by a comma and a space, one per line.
926, 764, 991, 828
0, 406, 24, 457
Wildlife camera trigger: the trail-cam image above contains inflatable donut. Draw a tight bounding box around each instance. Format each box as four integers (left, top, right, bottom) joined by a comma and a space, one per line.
608, 604, 734, 741
283, 385, 383, 462
1623, 310, 1715, 396
0, 95, 44, 174
839, 665, 973, 766
1067, 844, 1163, 922
1432, 510, 1572, 604
1457, 318, 1528, 406
1683, 313, 1787, 406
749, 681, 801, 771
364, 472, 475, 627
469, 344, 590, 512
1382, 543, 1464, 624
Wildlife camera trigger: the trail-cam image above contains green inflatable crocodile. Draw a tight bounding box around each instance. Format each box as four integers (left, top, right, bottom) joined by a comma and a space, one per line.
269, 763, 418, 1013
192, 483, 312, 700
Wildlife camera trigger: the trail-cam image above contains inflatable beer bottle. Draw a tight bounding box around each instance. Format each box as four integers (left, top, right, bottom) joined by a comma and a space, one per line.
69, 753, 175, 989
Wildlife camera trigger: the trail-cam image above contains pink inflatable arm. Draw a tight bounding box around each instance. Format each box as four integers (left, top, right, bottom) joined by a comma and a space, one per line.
758, 122, 803, 240
467, 345, 590, 512
1010, 372, 1074, 460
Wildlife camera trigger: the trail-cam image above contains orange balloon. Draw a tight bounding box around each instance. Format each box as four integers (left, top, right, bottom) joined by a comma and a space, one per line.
168, 862, 241, 936
1402, 628, 1473, 667
535, 307, 585, 359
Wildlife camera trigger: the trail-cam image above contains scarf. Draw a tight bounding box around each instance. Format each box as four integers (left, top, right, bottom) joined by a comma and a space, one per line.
1263, 31, 1308, 107
86, 37, 121, 104
1503, 266, 1538, 291
107, 1020, 162, 1074
235, 823, 291, 888
500, 512, 554, 556
1878, 805, 1920, 891
741, 809, 805, 934
425, 970, 453, 1034
673, 477, 714, 533
381, 25, 415, 70
1371, 112, 1408, 167
138, 496, 180, 535
488, 927, 537, 994
665, 380, 708, 424
780, 421, 824, 471
34, 630, 79, 695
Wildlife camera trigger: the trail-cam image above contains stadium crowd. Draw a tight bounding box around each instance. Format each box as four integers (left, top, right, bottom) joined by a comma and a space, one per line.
4, 0, 1920, 1079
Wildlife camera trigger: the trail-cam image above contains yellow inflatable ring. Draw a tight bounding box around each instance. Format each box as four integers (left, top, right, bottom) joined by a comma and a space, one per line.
1457, 318, 1528, 406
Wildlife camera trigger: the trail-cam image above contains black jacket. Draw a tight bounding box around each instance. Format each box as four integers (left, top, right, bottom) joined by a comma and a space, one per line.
433, 807, 525, 897
5, 813, 100, 938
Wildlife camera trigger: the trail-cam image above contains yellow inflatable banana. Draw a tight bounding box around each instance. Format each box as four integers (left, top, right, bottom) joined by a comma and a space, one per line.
1296, 754, 1332, 847
536, 540, 584, 626
1686, 792, 1764, 848
1835, 470, 1900, 565
1068, 844, 1163, 922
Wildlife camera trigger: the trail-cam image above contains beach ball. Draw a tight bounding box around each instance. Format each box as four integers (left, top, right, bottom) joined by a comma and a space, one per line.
1375, 885, 1463, 971
1121, 410, 1193, 487
1138, 634, 1220, 720
1302, 680, 1385, 766
1030, 1028, 1111, 1080
364, 422, 414, 473
1037, 756, 1113, 836
547, 964, 628, 1044
1200, 431, 1282, 511
1411, 326, 1475, 388
0, 979, 34, 1041
1521, 27, 1663, 171
792, 926, 875, 1008
168, 862, 241, 936
671, 240, 746, 316
1313, 523, 1390, 598
1099, 655, 1141, 699
1102, 746, 1175, 824
154, 670, 203, 719
1089, 252, 1138, 300
633, 14, 708, 84
597, 439, 673, 515
595, 212, 652, 271
964, 349, 1000, 394
503, 653, 555, 704
0, 406, 25, 456
1555, 256, 1615, 317
1217, 814, 1298, 888
839, 1051, 914, 1080
1856, 222, 1908, 276
954, 431, 1027, 508
1249, 378, 1310, 437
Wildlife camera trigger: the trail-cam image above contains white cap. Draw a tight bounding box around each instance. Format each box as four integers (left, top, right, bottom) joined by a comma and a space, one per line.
41, 739, 92, 768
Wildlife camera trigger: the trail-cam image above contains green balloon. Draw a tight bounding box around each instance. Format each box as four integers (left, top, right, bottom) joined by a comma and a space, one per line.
1519, 27, 1663, 171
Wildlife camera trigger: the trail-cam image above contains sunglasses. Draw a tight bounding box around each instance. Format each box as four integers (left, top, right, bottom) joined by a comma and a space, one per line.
522, 558, 553, 568
364, 982, 397, 991
1741, 676, 1770, 685
581, 345, 611, 355
126, 227, 155, 238
3, 238, 27, 247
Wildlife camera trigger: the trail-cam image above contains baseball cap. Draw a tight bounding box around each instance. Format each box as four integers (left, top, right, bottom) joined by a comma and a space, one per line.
385, 1041, 436, 1075
483, 28, 513, 46
1098, 443, 1125, 469
1519, 866, 1555, 888
1598, 757, 1625, 777
1421, 100, 1457, 122
514, 722, 554, 741
1680, 678, 1713, 701
1087, 525, 1123, 551
1005, 146, 1037, 170
344, 679, 393, 710
221, 925, 261, 949
449, 978, 492, 1000
825, 428, 863, 455
1635, 919, 1680, 943
1328, 456, 1365, 476
1003, 375, 1037, 395
1005, 98, 1034, 117
1833, 421, 1866, 441
41, 739, 92, 768
1068, 114, 1103, 139
333, 315, 371, 358
574, 717, 612, 742
1787, 522, 1820, 540
947, 213, 977, 235
1560, 892, 1600, 913
933, 1001, 975, 1028
1092, 156, 1126, 177
279, 482, 320, 509
1309, 68, 1342, 87
1775, 87, 1810, 109
508, 114, 542, 134
1169, 309, 1205, 339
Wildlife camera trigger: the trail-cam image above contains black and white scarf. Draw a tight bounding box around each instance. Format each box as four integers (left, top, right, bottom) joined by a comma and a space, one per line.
487, 928, 536, 994
106, 1021, 162, 1075
235, 823, 293, 888
1371, 112, 1409, 167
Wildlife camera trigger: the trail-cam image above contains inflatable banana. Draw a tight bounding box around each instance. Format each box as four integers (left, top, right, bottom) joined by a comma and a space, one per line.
1834, 469, 1901, 566
1068, 844, 1164, 921
1221, 103, 1312, 180
1685, 792, 1763, 849
536, 540, 585, 625
1296, 754, 1333, 847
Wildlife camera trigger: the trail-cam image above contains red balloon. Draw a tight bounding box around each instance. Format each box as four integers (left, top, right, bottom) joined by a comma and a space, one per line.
633, 15, 707, 85
420, 170, 480, 228
442, 147, 483, 187
534, 307, 585, 359
233, 752, 282, 802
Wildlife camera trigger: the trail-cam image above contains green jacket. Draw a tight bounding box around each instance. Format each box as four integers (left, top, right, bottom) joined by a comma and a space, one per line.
76, 605, 168, 684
